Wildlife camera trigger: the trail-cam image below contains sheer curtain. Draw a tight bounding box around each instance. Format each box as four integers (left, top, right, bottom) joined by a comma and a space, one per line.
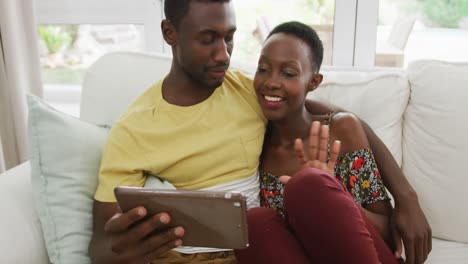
0, 0, 43, 172
0, 138, 5, 172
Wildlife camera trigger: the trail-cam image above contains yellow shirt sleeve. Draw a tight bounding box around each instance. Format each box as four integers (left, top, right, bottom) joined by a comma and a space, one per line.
94, 122, 147, 202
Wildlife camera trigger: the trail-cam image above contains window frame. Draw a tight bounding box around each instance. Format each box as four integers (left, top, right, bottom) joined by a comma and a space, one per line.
35, 0, 381, 67
34, 0, 382, 108
34, 0, 164, 52
354, 0, 379, 67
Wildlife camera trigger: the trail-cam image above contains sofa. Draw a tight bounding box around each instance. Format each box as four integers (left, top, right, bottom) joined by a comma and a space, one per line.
0, 51, 467, 263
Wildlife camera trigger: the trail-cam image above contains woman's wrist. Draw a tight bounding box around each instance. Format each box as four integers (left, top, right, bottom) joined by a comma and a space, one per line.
393, 187, 418, 207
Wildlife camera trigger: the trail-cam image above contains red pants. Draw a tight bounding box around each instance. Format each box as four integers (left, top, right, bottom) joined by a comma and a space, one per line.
235, 168, 398, 264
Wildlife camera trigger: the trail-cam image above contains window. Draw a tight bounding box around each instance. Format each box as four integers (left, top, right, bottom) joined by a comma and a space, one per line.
35, 0, 465, 116
376, 0, 468, 68
35, 0, 164, 117
232, 0, 336, 66
38, 24, 145, 117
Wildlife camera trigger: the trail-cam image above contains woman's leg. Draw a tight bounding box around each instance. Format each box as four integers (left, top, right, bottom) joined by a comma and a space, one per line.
236, 168, 398, 264
284, 168, 398, 264
235, 207, 310, 264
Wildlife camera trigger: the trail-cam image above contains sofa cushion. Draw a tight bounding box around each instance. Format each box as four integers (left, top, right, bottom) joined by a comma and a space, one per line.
28, 95, 109, 263
0, 162, 49, 264
308, 68, 410, 166
404, 60, 468, 243
426, 238, 468, 264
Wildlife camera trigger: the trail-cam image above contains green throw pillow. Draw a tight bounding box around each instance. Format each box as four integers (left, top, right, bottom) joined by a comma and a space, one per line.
28, 95, 109, 264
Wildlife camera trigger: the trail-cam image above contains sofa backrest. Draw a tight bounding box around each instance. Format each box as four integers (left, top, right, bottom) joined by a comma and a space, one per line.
80, 52, 172, 125
404, 60, 468, 243
80, 52, 409, 165
310, 68, 409, 166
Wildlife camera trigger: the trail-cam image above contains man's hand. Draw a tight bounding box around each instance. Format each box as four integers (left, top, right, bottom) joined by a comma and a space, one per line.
280, 121, 341, 184
90, 203, 184, 264
391, 194, 432, 264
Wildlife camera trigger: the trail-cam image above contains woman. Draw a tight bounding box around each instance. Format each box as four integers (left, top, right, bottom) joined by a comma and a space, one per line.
235, 21, 400, 264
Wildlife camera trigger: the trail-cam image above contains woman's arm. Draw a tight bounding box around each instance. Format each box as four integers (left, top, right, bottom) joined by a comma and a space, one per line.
307, 99, 431, 263
305, 99, 410, 194
330, 113, 393, 245
305, 99, 418, 199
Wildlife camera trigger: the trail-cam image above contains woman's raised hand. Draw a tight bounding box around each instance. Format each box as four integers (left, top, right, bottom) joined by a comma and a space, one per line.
279, 121, 341, 184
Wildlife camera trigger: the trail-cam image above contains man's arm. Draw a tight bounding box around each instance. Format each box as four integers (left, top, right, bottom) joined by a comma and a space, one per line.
89, 201, 183, 264
305, 98, 432, 264
359, 121, 431, 264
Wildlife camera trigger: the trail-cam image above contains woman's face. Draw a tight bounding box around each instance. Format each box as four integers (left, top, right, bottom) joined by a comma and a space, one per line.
254, 33, 318, 121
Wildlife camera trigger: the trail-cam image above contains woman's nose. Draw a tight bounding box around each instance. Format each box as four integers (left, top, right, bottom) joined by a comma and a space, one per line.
265, 73, 281, 90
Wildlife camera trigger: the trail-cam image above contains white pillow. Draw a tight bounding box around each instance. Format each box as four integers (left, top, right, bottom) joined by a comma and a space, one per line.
404, 60, 468, 243
28, 95, 109, 263
0, 162, 49, 264
308, 69, 410, 166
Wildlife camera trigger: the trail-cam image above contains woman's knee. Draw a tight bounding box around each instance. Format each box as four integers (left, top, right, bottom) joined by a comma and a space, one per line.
246, 207, 284, 232
238, 207, 310, 264
283, 168, 353, 216
286, 168, 343, 197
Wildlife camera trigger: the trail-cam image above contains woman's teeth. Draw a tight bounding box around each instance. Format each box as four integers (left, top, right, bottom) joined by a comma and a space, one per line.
264, 95, 283, 102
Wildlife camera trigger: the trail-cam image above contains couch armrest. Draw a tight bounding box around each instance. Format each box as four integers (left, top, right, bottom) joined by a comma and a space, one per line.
0, 162, 49, 263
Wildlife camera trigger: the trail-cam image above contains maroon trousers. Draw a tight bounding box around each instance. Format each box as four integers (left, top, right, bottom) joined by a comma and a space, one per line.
235, 168, 399, 264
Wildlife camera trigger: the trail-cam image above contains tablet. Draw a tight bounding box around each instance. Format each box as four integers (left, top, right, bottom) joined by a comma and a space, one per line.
114, 186, 250, 249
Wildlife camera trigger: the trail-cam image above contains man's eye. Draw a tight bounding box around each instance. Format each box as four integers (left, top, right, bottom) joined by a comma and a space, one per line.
201, 39, 214, 45
201, 36, 215, 45
225, 35, 234, 43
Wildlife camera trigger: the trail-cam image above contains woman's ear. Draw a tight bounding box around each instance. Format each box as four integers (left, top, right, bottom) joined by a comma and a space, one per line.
161, 19, 176, 46
308, 73, 323, 92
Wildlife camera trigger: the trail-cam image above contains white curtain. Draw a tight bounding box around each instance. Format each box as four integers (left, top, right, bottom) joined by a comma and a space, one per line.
0, 137, 5, 172
0, 0, 43, 172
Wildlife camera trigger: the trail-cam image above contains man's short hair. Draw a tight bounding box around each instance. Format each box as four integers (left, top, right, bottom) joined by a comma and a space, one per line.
164, 0, 231, 29
267, 21, 324, 71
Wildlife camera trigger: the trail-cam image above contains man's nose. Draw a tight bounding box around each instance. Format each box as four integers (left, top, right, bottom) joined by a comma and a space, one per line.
213, 40, 230, 64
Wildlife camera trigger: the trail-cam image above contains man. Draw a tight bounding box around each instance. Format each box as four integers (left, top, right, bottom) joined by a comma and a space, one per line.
89, 1, 431, 263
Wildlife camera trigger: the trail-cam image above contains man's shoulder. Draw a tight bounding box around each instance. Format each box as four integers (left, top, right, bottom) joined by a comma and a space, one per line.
107, 80, 162, 144
117, 79, 163, 121
227, 68, 254, 79
224, 70, 255, 94
131, 79, 163, 107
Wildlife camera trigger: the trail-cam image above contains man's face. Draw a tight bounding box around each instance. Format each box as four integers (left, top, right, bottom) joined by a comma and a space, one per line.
174, 1, 236, 89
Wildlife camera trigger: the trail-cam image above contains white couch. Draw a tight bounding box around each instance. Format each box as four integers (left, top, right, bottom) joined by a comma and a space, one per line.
1, 52, 467, 263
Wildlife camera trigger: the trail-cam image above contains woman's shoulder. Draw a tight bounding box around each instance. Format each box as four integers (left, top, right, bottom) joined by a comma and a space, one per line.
330, 112, 361, 131
330, 112, 369, 153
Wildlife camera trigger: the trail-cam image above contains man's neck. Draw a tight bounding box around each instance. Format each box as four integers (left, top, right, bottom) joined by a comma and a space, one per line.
162, 68, 217, 107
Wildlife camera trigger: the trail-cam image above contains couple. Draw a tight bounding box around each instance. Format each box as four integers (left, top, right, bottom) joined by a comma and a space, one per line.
89, 1, 431, 263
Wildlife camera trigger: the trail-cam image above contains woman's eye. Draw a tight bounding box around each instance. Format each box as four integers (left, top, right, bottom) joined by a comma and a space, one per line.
282, 71, 297, 78
257, 66, 268, 73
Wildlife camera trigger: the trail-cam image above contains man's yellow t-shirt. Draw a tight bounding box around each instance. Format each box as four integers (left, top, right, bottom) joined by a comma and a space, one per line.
94, 71, 267, 202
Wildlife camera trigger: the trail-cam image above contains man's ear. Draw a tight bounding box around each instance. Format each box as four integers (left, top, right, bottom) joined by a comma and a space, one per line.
161, 19, 176, 46
308, 73, 323, 92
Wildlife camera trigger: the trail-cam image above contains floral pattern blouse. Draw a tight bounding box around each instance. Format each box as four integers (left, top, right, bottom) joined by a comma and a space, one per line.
260, 111, 390, 217
259, 148, 390, 217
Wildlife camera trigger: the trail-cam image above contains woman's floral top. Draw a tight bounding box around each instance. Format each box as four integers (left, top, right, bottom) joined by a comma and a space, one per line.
259, 148, 390, 217
259, 114, 389, 217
